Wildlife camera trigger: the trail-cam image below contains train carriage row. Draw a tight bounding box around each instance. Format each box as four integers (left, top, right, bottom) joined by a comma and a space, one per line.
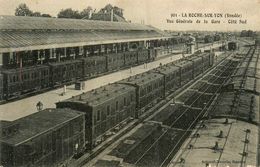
1, 51, 215, 167
0, 49, 156, 100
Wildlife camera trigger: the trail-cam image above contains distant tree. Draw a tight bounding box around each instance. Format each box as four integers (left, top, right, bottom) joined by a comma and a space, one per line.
41, 14, 52, 17
240, 30, 247, 37
57, 8, 81, 19
32, 12, 41, 17
15, 3, 33, 16
100, 4, 113, 13
80, 6, 93, 19
214, 34, 221, 41
98, 4, 124, 18
113, 6, 124, 17
15, 3, 52, 18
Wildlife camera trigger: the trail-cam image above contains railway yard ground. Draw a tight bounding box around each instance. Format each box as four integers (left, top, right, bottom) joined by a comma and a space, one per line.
171, 118, 258, 167
80, 43, 260, 167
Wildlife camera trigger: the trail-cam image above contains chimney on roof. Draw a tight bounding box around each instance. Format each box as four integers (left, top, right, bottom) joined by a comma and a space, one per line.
111, 8, 113, 22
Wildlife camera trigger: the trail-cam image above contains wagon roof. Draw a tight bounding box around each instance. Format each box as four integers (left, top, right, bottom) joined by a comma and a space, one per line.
0, 108, 84, 146
153, 64, 180, 75
1, 65, 49, 74
0, 15, 171, 53
177, 59, 194, 67
61, 83, 135, 106
119, 71, 164, 86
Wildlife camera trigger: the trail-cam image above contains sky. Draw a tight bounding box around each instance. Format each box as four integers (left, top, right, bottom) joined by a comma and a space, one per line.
0, 0, 259, 31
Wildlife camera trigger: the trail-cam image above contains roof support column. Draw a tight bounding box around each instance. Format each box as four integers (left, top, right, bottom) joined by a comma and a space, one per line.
155, 40, 158, 47
83, 46, 87, 57
112, 44, 115, 53
50, 48, 57, 60
144, 40, 148, 49
124, 43, 127, 51
122, 43, 125, 52
147, 41, 150, 49
49, 49, 52, 60
18, 52, 23, 68
115, 43, 118, 54
91, 46, 94, 56
119, 43, 122, 52
99, 45, 102, 55
0, 53, 2, 67
64, 47, 67, 59
57, 49, 60, 62
105, 44, 108, 54
37, 50, 41, 64
79, 46, 83, 57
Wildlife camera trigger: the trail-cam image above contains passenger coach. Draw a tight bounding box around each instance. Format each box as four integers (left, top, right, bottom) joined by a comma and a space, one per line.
56, 83, 136, 149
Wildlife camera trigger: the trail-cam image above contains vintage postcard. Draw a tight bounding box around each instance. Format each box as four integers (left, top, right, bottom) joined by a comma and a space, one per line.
0, 0, 259, 167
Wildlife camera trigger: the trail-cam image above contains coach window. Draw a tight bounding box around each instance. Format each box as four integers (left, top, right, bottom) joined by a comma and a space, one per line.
124, 97, 127, 106
107, 105, 110, 116
97, 110, 101, 121
13, 76, 16, 83
116, 101, 119, 111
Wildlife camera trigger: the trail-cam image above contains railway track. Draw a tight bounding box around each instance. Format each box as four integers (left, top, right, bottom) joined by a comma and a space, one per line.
134, 56, 240, 167
167, 46, 256, 167
71, 51, 233, 167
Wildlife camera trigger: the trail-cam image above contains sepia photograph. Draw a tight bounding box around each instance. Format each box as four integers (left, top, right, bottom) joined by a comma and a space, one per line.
0, 0, 259, 166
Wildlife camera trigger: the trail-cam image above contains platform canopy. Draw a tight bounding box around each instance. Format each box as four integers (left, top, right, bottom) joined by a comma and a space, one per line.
0, 15, 171, 53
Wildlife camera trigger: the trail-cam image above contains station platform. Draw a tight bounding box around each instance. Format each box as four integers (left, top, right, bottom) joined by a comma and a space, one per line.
170, 118, 258, 167
0, 43, 223, 121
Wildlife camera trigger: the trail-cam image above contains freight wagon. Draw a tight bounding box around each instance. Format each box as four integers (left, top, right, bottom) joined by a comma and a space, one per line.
228, 41, 238, 50
153, 64, 181, 93
56, 83, 136, 149
0, 108, 85, 167
118, 72, 165, 117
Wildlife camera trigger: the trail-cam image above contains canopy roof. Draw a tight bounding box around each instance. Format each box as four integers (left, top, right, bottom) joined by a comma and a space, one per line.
0, 15, 171, 53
